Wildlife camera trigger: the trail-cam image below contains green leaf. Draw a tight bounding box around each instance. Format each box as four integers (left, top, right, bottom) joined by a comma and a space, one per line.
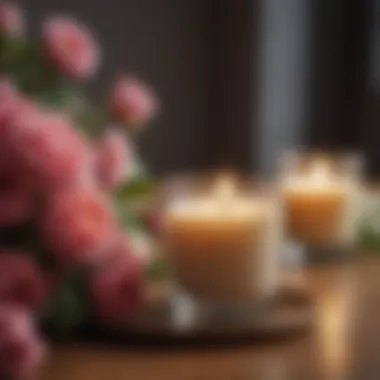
115, 200, 145, 232
76, 103, 108, 137
0, 36, 29, 72
117, 176, 155, 202
43, 271, 89, 334
130, 156, 148, 178
358, 198, 380, 251
7, 40, 60, 95
0, 37, 64, 96
358, 222, 380, 251
147, 256, 171, 282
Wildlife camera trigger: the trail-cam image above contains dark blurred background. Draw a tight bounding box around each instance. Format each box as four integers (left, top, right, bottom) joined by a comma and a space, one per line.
24, 0, 380, 179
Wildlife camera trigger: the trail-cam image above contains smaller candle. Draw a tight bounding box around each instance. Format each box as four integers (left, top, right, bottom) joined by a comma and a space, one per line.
164, 176, 281, 303
282, 157, 363, 247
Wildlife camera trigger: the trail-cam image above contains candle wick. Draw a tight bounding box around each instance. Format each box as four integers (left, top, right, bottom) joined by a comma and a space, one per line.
215, 178, 235, 210
310, 162, 332, 184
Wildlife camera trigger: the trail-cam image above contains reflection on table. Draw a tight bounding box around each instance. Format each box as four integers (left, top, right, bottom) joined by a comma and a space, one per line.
37, 258, 380, 380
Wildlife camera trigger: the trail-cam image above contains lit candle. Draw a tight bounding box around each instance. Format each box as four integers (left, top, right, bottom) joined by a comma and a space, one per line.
164, 176, 281, 303
282, 158, 362, 247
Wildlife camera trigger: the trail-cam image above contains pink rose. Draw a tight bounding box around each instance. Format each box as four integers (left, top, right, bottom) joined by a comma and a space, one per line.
0, 83, 35, 177
0, 305, 45, 379
0, 76, 16, 102
43, 185, 117, 266
11, 110, 92, 190
110, 76, 158, 128
96, 128, 132, 190
0, 2, 24, 37
90, 249, 144, 325
43, 16, 100, 80
0, 165, 35, 226
105, 233, 133, 261
0, 78, 32, 144
141, 209, 163, 235
0, 254, 46, 310
106, 232, 152, 265
0, 79, 20, 169
0, 82, 37, 226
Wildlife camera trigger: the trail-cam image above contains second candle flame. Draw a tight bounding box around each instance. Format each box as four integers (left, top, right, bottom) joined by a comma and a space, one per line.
214, 176, 235, 202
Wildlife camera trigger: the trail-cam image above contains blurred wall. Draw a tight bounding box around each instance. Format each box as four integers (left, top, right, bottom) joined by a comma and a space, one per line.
308, 0, 378, 177
366, 0, 380, 176
257, 0, 311, 177
370, 0, 380, 90
23, 1, 379, 177
25, 0, 207, 176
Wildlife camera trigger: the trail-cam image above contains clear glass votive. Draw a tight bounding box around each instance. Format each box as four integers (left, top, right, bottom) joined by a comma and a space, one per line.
162, 176, 283, 322
279, 150, 365, 264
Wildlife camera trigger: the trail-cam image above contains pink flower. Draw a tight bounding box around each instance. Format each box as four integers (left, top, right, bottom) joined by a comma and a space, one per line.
11, 110, 92, 190
130, 233, 154, 265
141, 209, 163, 235
43, 16, 100, 80
0, 79, 20, 169
0, 84, 35, 178
0, 165, 35, 226
0, 306, 31, 347
0, 82, 37, 226
106, 232, 152, 266
0, 2, 24, 37
96, 128, 132, 190
110, 76, 158, 128
43, 185, 118, 266
105, 233, 133, 261
0, 254, 46, 310
0, 76, 16, 101
90, 249, 144, 325
0, 78, 32, 146
0, 305, 45, 379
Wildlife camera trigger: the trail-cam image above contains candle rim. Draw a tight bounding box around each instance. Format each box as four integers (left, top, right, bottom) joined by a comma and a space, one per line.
166, 195, 270, 220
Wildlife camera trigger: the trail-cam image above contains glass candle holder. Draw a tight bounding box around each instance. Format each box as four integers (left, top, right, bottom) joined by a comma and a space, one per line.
162, 176, 283, 321
279, 151, 365, 263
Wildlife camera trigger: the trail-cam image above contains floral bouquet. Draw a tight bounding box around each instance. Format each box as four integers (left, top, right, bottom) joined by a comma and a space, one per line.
0, 3, 160, 378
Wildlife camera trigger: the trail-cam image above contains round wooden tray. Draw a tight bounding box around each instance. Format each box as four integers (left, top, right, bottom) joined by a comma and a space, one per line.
81, 286, 314, 346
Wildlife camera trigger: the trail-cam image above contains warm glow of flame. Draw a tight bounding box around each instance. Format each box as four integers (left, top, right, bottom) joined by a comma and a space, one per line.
213, 176, 235, 202
310, 160, 332, 183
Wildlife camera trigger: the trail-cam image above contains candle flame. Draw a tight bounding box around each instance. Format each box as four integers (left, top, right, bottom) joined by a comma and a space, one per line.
214, 176, 235, 201
310, 160, 331, 182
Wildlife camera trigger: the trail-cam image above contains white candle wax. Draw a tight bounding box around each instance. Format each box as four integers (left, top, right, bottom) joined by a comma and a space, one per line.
164, 177, 281, 302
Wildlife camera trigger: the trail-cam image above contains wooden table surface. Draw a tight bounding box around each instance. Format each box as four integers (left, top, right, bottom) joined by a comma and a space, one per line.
36, 256, 380, 380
